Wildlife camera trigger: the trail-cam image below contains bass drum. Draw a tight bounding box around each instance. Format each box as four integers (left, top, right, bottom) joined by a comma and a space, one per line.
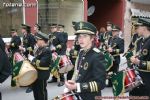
13, 60, 37, 86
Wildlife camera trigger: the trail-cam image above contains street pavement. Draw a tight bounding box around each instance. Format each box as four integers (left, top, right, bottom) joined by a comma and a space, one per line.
0, 56, 129, 100
0, 77, 129, 100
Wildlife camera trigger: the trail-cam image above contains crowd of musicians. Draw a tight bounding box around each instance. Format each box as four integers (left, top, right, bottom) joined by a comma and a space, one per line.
0, 17, 150, 100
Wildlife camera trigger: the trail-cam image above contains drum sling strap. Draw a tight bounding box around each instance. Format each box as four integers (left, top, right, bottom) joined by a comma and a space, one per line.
11, 61, 23, 87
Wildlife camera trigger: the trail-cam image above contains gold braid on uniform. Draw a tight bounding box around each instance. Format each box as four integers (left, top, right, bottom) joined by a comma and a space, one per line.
139, 61, 150, 71
80, 81, 99, 93
147, 61, 150, 71
32, 59, 49, 70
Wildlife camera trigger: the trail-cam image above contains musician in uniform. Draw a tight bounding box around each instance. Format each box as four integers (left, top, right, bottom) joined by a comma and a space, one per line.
7, 29, 21, 87
100, 22, 113, 51
130, 18, 150, 97
65, 21, 106, 100
106, 21, 113, 40
128, 22, 144, 54
128, 30, 140, 51
48, 24, 66, 86
9, 29, 21, 55
19, 24, 36, 57
28, 32, 52, 100
98, 27, 106, 45
124, 23, 143, 68
66, 22, 80, 80
107, 25, 124, 86
57, 24, 68, 46
67, 37, 81, 80
34, 23, 41, 35
19, 24, 36, 93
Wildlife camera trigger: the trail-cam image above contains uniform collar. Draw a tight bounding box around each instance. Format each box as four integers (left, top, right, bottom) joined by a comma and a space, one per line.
80, 47, 93, 56
143, 35, 150, 42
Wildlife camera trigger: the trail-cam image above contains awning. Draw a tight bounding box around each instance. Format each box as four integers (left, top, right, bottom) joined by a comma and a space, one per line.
131, 8, 150, 18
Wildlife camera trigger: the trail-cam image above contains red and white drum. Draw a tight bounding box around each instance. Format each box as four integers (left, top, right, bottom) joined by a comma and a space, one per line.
13, 52, 24, 63
53, 93, 77, 100
59, 55, 74, 73
124, 68, 143, 92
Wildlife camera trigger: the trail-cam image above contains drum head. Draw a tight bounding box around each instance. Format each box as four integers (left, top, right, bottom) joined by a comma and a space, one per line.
18, 70, 37, 86
18, 61, 37, 86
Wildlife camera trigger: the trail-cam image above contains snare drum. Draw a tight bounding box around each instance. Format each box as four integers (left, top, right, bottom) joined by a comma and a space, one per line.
124, 68, 143, 92
59, 55, 74, 73
53, 93, 77, 100
112, 68, 143, 93
111, 67, 143, 96
13, 60, 37, 86
13, 52, 24, 63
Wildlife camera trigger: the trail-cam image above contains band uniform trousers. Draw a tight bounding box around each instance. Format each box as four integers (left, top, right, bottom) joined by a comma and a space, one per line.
32, 79, 47, 100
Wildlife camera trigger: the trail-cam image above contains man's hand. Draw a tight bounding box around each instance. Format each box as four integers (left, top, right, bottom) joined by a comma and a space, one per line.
65, 80, 77, 91
19, 46, 25, 52
130, 56, 140, 65
107, 47, 113, 52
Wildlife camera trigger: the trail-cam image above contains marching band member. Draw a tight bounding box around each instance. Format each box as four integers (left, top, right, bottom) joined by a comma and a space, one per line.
130, 18, 150, 97
65, 21, 106, 100
98, 27, 106, 48
57, 24, 68, 47
107, 25, 124, 87
34, 23, 42, 35
19, 24, 36, 58
100, 22, 113, 51
8, 29, 21, 87
19, 24, 36, 93
124, 23, 143, 68
48, 24, 67, 87
8, 29, 21, 55
106, 21, 113, 40
67, 37, 81, 80
28, 32, 52, 100
66, 22, 80, 80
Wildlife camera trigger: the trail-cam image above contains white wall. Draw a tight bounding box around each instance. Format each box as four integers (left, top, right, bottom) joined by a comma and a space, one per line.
57, 1, 84, 35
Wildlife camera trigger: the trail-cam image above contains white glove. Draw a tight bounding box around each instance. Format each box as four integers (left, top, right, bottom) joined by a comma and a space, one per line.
63, 87, 70, 93
28, 54, 35, 62
19, 46, 26, 52
50, 45, 56, 51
